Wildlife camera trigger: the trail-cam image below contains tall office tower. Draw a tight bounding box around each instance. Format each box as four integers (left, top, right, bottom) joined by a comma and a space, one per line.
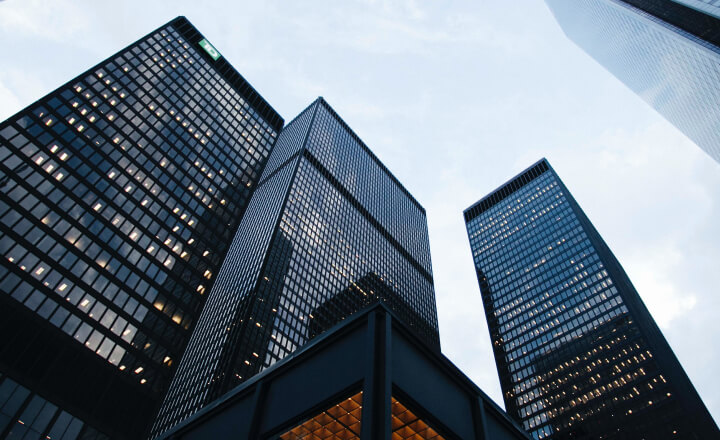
464, 159, 718, 440
0, 17, 282, 439
545, 0, 720, 164
152, 97, 439, 437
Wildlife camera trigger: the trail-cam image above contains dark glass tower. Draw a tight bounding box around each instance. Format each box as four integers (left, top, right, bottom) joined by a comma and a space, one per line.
0, 17, 282, 439
545, 0, 720, 163
464, 159, 718, 440
671, 0, 720, 19
152, 97, 439, 437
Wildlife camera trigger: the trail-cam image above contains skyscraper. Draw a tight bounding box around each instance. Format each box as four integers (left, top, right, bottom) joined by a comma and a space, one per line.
464, 159, 718, 440
0, 16, 282, 439
545, 0, 720, 163
152, 97, 439, 437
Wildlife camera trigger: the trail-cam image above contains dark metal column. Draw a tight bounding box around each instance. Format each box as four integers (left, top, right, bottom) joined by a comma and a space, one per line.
245, 381, 267, 439
471, 396, 490, 440
360, 310, 392, 440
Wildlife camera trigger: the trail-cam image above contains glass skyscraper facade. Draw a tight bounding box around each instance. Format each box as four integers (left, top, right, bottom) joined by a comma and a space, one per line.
152, 97, 439, 437
464, 159, 718, 440
0, 17, 282, 439
545, 0, 720, 164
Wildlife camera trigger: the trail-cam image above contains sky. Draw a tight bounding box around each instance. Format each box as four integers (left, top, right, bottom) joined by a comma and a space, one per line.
1, 0, 719, 425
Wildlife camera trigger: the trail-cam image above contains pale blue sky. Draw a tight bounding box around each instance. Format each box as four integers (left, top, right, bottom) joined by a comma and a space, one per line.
1, 0, 718, 424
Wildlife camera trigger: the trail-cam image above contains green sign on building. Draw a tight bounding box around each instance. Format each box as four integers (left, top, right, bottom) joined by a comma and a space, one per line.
199, 39, 221, 61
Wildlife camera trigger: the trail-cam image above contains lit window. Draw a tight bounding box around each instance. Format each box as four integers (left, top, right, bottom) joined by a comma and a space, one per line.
279, 392, 362, 440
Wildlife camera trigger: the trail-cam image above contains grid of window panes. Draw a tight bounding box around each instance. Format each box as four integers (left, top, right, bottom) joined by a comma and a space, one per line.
305, 103, 433, 275
152, 156, 298, 436
0, 20, 278, 438
307, 272, 439, 343
152, 99, 438, 437
152, 110, 306, 437
546, 0, 720, 163
0, 373, 108, 440
236, 154, 437, 373
465, 163, 691, 439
